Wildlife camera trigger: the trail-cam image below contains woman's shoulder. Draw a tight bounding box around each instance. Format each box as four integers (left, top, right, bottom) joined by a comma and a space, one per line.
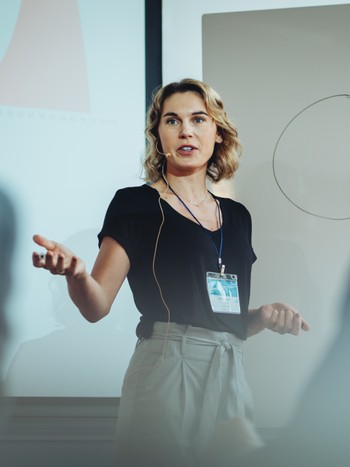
213, 195, 254, 230
214, 193, 250, 214
107, 184, 157, 212
116, 183, 152, 195
112, 183, 155, 200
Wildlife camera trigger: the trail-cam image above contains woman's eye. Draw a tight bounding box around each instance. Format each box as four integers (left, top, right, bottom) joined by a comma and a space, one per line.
194, 117, 205, 124
166, 118, 178, 125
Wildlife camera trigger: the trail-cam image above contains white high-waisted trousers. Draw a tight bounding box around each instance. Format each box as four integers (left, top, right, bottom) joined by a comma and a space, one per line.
115, 322, 254, 467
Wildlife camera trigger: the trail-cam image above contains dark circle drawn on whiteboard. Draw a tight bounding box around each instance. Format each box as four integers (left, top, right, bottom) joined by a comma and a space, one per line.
272, 94, 350, 221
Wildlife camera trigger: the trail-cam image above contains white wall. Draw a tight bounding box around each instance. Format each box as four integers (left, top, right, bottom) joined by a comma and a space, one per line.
163, 0, 350, 428
1, 0, 144, 396
162, 0, 350, 83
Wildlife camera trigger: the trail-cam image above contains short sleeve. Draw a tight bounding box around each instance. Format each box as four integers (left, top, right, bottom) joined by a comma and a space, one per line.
97, 188, 141, 262
243, 205, 257, 264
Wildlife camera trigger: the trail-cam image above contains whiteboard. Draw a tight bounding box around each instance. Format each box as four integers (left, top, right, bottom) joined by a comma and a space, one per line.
202, 4, 350, 427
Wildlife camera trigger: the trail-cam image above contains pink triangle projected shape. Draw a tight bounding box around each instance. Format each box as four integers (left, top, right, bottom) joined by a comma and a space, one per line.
0, 0, 90, 112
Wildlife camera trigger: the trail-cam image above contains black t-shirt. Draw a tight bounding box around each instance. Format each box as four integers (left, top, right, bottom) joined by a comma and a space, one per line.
98, 184, 256, 339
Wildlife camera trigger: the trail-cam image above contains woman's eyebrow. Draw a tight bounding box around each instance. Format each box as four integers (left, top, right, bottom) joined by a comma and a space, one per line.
162, 110, 209, 117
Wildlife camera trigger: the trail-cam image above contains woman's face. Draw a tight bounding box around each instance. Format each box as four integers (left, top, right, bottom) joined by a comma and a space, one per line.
157, 91, 222, 176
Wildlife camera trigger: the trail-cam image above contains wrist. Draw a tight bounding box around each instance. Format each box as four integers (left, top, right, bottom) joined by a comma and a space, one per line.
247, 307, 265, 337
66, 266, 88, 282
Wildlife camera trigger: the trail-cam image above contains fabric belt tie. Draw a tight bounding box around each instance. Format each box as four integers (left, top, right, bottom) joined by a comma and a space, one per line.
179, 327, 245, 452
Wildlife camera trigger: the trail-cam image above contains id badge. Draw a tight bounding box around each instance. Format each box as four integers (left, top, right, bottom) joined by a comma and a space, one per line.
206, 272, 241, 314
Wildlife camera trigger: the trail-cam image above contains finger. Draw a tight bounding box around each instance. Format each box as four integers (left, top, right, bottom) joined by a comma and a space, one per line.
290, 313, 302, 335
301, 319, 311, 332
259, 305, 275, 326
32, 251, 45, 268
66, 256, 79, 277
55, 254, 66, 275
274, 309, 287, 334
268, 309, 280, 332
283, 309, 296, 334
33, 234, 57, 252
44, 251, 58, 272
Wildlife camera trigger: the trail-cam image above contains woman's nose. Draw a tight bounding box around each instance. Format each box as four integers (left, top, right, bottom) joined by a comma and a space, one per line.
179, 122, 193, 138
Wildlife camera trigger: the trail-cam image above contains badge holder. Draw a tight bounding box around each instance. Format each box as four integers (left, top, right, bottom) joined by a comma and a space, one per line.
206, 266, 241, 314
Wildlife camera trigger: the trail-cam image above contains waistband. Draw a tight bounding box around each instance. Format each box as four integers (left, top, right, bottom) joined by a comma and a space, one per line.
151, 321, 244, 348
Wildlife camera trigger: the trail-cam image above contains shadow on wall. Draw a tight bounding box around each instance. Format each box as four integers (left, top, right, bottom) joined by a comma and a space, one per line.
5, 229, 136, 397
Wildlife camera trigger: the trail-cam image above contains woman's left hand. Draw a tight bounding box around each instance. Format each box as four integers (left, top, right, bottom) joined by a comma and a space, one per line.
247, 302, 311, 337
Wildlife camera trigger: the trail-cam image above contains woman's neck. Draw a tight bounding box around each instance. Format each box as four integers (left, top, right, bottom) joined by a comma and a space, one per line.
163, 172, 208, 204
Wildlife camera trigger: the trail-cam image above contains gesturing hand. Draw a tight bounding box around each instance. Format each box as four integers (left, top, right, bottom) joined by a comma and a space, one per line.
32, 234, 86, 279
248, 302, 311, 337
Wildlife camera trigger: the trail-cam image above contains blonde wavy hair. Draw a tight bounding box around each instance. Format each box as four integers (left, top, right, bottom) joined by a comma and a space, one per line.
143, 78, 242, 183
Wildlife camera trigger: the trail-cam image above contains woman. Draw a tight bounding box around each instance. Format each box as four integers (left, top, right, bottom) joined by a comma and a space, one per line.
32, 78, 310, 467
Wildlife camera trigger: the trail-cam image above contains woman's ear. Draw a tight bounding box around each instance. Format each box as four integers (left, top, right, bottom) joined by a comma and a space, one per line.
215, 133, 223, 144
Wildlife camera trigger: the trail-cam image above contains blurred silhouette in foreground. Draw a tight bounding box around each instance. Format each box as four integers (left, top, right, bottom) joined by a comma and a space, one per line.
0, 189, 16, 396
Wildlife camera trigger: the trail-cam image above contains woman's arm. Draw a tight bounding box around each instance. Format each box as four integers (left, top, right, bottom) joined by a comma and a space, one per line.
32, 234, 130, 323
247, 302, 311, 338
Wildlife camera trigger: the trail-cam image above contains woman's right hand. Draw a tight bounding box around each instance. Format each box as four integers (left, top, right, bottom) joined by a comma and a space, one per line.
32, 234, 87, 279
